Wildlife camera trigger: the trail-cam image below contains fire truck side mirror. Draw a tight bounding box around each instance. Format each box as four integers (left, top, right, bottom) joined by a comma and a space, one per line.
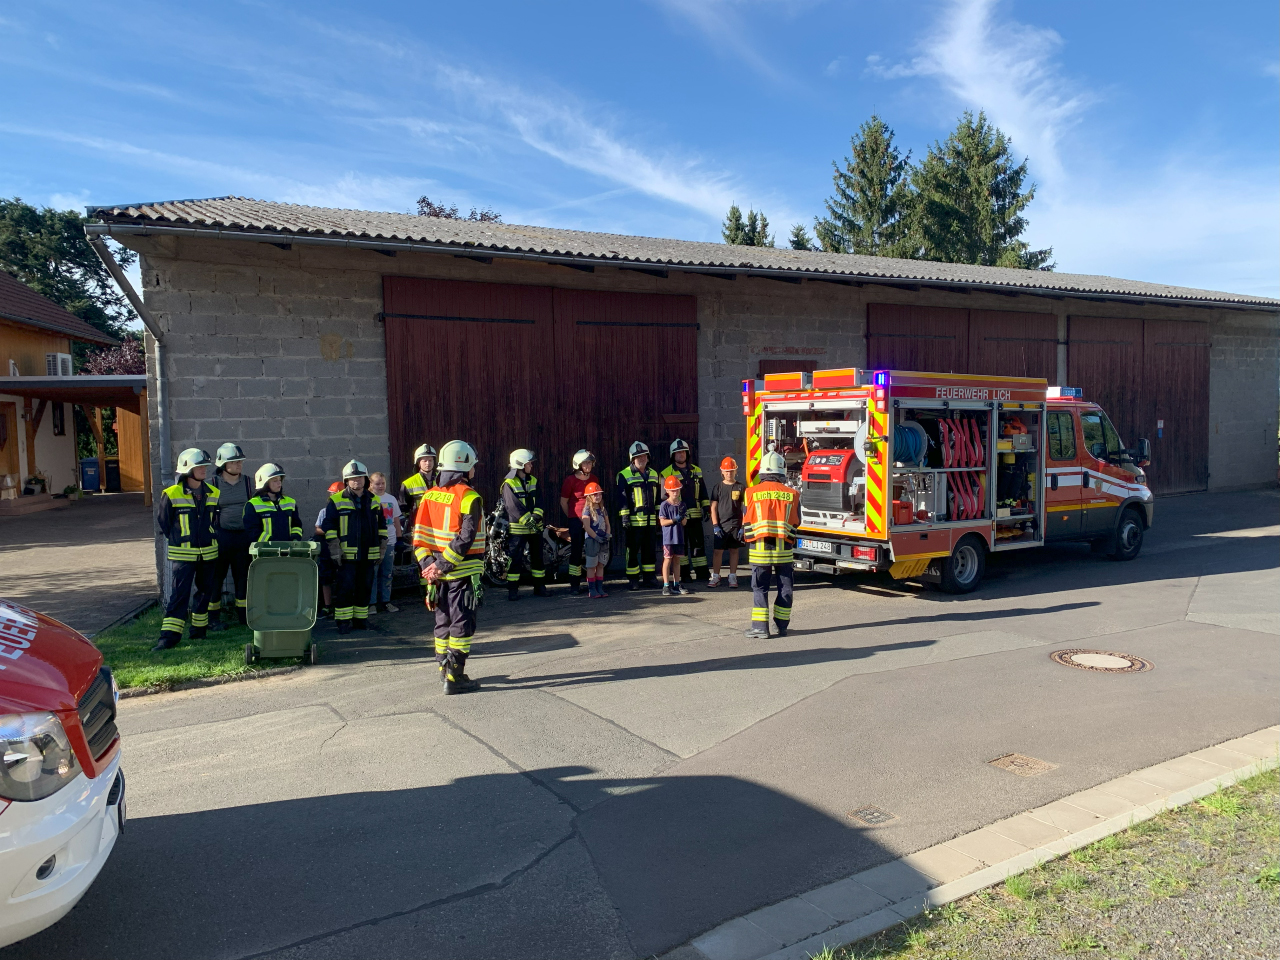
1133, 438, 1151, 467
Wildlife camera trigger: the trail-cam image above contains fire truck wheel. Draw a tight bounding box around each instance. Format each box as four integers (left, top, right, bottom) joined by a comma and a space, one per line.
940, 535, 986, 594
1110, 508, 1144, 561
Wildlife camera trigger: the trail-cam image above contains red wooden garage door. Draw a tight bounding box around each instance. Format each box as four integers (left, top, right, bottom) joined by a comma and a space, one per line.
1068, 316, 1210, 495
968, 310, 1058, 380
867, 304, 969, 373
383, 277, 698, 512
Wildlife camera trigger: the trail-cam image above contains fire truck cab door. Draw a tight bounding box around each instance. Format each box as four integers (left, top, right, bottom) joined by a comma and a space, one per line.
1079, 409, 1124, 537
1045, 408, 1083, 540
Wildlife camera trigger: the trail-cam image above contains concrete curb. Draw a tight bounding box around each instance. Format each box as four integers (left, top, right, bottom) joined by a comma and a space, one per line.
669, 726, 1280, 960
118, 664, 305, 699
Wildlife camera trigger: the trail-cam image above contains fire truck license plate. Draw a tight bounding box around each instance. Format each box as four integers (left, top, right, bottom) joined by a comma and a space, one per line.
799, 539, 832, 553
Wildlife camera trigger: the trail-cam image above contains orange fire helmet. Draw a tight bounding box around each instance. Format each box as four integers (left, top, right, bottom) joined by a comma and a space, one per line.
720, 457, 738, 471
328, 481, 344, 494
663, 475, 683, 491
583, 481, 603, 496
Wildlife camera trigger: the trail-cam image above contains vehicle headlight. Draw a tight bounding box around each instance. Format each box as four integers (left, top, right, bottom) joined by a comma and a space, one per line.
0, 713, 81, 801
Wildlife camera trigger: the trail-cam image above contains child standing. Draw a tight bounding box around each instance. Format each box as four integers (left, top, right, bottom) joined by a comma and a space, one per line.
658, 474, 689, 596
581, 481, 612, 598
708, 456, 746, 588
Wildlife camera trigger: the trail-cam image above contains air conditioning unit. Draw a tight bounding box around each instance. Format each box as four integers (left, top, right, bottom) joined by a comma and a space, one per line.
46, 353, 73, 377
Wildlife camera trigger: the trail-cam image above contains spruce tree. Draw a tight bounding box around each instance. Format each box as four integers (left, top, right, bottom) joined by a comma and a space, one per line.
911, 111, 1053, 270
814, 116, 913, 257
722, 204, 774, 247
789, 224, 814, 250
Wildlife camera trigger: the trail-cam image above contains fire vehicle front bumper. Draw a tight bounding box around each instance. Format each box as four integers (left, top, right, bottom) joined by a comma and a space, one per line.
0, 750, 124, 949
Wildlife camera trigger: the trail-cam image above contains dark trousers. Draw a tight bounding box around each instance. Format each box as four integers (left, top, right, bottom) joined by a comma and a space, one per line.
680, 519, 708, 578
161, 558, 217, 642
750, 563, 794, 631
433, 577, 478, 678
505, 533, 545, 589
334, 559, 375, 630
211, 528, 252, 623
624, 520, 657, 581
566, 517, 585, 583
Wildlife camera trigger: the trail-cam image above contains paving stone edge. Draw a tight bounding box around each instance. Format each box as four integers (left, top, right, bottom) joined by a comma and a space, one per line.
668, 727, 1280, 960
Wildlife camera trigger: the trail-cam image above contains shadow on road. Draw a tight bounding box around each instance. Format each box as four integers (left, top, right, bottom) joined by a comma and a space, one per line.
1, 767, 913, 960
492, 637, 936, 690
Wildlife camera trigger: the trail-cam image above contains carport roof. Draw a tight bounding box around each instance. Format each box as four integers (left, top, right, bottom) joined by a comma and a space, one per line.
86, 196, 1280, 311
0, 375, 146, 410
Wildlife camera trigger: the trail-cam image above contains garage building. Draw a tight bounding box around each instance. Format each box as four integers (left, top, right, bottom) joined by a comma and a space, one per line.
86, 198, 1278, 515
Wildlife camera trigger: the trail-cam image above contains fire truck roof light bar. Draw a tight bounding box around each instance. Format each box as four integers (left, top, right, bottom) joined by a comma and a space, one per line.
1047, 386, 1083, 399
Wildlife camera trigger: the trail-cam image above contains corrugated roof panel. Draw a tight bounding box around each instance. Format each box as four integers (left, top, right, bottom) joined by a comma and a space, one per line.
0, 271, 120, 345
87, 196, 1279, 308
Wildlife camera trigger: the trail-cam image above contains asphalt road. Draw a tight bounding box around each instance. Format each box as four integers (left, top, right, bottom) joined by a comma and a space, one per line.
7, 489, 1276, 960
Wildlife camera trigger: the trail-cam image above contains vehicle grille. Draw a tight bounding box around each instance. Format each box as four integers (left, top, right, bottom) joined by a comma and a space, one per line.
77, 666, 119, 760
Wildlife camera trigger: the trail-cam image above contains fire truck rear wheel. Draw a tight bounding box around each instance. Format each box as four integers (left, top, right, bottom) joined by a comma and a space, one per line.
940, 535, 986, 593
1110, 508, 1144, 562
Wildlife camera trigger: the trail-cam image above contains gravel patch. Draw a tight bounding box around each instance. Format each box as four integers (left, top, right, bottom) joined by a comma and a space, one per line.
824, 767, 1279, 960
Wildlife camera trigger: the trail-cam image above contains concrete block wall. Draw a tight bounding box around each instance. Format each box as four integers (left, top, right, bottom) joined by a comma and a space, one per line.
138, 245, 391, 517
1208, 310, 1280, 490
697, 284, 866, 471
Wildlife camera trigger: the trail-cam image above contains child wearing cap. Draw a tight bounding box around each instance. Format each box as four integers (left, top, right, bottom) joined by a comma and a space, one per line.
581, 482, 612, 598
709, 457, 746, 588
658, 474, 689, 596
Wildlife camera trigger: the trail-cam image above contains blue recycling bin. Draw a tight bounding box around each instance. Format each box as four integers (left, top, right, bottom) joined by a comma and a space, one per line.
79, 458, 101, 492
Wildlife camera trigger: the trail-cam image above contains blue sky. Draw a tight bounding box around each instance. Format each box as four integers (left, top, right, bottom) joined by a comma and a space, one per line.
3, 0, 1277, 298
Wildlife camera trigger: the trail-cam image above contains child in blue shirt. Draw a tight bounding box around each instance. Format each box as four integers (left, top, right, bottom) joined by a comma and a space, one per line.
658, 474, 689, 596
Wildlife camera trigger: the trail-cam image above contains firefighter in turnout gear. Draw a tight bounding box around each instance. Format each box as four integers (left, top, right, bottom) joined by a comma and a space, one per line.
616, 441, 662, 590
412, 440, 485, 694
660, 438, 710, 582
154, 448, 221, 650
243, 463, 305, 543
209, 442, 252, 628
741, 451, 800, 639
322, 460, 387, 634
398, 443, 438, 516
502, 448, 547, 600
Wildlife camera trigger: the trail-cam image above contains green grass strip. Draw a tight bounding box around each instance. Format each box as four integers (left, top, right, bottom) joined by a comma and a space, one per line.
94, 605, 303, 689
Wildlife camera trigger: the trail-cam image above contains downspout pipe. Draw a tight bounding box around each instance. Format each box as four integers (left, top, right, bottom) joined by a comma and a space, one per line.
87, 236, 170, 481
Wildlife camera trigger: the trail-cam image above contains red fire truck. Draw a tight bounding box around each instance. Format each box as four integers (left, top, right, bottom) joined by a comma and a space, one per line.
742, 368, 1153, 592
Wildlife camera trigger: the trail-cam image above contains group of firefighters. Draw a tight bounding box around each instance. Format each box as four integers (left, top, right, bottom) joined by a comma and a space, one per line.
153, 437, 801, 694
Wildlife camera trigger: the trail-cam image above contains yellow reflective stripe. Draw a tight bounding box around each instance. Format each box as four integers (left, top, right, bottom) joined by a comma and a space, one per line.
442, 546, 464, 565
439, 558, 483, 579
749, 546, 794, 563
179, 514, 190, 537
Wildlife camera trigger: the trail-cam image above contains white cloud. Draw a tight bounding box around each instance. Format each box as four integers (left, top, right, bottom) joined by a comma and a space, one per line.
870, 0, 1086, 184
824, 56, 845, 78
438, 67, 744, 221
48, 189, 90, 212
653, 0, 788, 84
869, 0, 1278, 296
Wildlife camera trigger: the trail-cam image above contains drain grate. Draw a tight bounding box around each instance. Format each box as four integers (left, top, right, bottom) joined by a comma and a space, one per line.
989, 753, 1057, 777
1050, 649, 1153, 673
848, 805, 897, 826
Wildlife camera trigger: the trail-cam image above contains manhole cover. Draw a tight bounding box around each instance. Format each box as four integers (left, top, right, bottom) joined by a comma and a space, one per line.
848, 805, 897, 826
989, 753, 1057, 777
1050, 648, 1153, 673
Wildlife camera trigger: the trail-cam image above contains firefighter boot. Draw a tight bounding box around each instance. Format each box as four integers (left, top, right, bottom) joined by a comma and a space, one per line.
533, 584, 548, 598
508, 584, 520, 602
443, 651, 479, 695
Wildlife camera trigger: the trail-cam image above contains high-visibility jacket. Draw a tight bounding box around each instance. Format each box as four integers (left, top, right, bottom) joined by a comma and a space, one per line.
398, 470, 436, 516
501, 471, 544, 535
244, 495, 304, 543
157, 481, 220, 562
660, 462, 710, 519
615, 465, 661, 527
742, 480, 801, 565
413, 482, 486, 580
322, 490, 387, 561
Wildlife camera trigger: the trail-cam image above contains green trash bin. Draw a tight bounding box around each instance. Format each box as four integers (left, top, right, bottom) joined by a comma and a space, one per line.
245, 541, 320, 665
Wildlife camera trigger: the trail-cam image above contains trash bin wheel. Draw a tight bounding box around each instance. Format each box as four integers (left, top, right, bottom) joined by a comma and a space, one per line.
309, 643, 320, 665
244, 643, 257, 666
